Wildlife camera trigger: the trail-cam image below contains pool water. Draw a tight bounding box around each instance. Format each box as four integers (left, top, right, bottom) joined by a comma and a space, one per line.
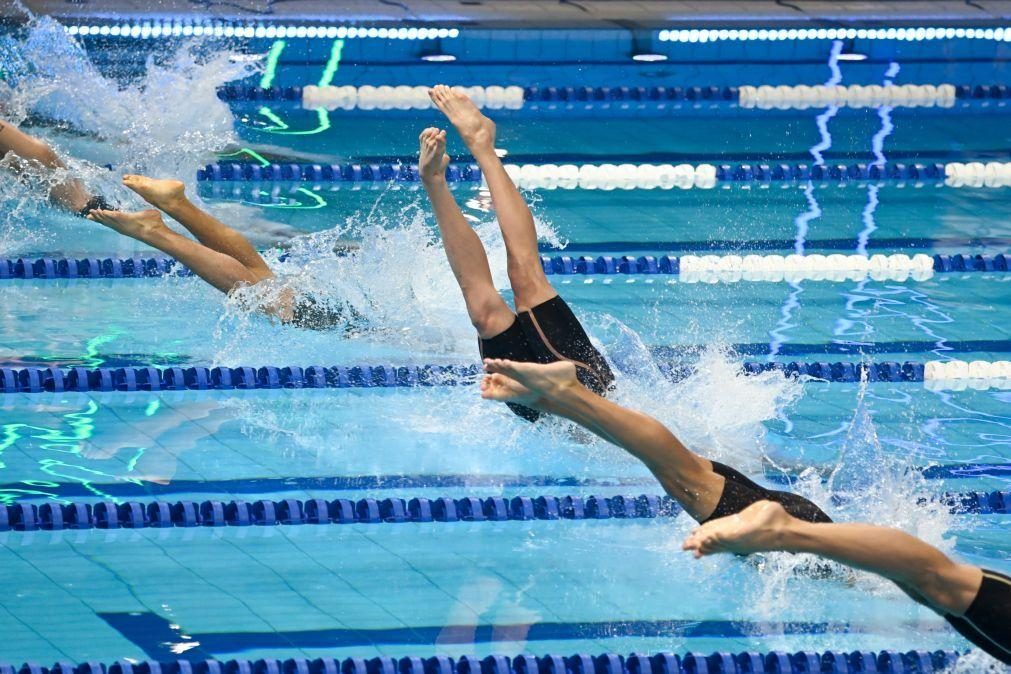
1, 16, 1010, 670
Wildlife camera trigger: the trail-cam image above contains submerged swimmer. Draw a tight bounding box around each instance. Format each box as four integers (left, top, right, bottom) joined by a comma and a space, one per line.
480, 358, 1008, 664
684, 502, 1011, 665
0, 121, 354, 331
421, 85, 614, 421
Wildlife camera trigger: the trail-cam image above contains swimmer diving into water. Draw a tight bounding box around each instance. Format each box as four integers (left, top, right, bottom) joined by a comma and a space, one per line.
685, 503, 1011, 664
480, 358, 1008, 664
421, 85, 614, 421
0, 120, 348, 330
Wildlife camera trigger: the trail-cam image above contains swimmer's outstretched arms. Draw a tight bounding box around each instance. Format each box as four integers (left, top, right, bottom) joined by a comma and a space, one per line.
684, 501, 1011, 664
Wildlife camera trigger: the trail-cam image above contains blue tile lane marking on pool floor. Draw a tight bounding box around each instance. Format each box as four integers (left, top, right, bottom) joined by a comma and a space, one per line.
5, 340, 1011, 372
0, 466, 1005, 502
538, 236, 1011, 253
95, 610, 896, 658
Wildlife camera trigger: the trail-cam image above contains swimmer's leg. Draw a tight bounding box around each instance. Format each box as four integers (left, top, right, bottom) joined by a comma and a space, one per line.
683, 501, 983, 616
420, 126, 515, 338
87, 209, 263, 293
429, 85, 555, 312
120, 174, 273, 282
481, 358, 726, 521
0, 118, 92, 212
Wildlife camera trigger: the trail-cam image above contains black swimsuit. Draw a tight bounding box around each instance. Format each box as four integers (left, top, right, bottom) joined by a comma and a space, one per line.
705, 461, 833, 524
478, 295, 615, 422
946, 569, 1011, 664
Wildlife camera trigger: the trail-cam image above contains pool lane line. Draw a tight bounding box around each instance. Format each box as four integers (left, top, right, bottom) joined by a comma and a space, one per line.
0, 464, 1004, 501
217, 81, 1007, 106
20, 629, 963, 669
2, 489, 1008, 532
3, 359, 1011, 395
3, 252, 1009, 280
195, 158, 1011, 189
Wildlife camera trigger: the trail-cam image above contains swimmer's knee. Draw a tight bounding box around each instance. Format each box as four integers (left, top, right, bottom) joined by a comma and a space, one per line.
468, 297, 513, 337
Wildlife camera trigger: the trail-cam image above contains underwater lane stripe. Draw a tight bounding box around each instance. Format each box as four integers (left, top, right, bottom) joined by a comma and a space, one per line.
2, 253, 1009, 279
1, 490, 1007, 532
6, 339, 1011, 372
0, 475, 660, 499
0, 466, 1004, 502
538, 236, 1011, 254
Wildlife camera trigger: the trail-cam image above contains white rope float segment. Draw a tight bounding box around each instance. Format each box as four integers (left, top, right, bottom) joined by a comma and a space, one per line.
924, 360, 1011, 390
301, 85, 526, 111
738, 83, 958, 110
677, 253, 937, 283
502, 163, 717, 190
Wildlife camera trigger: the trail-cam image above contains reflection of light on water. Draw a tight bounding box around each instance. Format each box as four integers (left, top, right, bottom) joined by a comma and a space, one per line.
768, 40, 843, 358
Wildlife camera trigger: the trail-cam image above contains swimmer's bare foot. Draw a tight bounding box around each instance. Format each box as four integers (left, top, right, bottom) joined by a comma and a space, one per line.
481, 359, 580, 408
419, 127, 450, 184
682, 500, 793, 558
428, 84, 496, 154
87, 208, 169, 241
121, 174, 186, 211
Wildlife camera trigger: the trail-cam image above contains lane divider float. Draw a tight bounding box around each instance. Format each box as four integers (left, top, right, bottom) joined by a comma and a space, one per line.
0, 490, 1007, 531
195, 159, 1011, 190
0, 649, 968, 674
738, 83, 956, 109
4, 359, 1011, 395
216, 82, 1011, 108
0, 493, 681, 531
2, 253, 1007, 282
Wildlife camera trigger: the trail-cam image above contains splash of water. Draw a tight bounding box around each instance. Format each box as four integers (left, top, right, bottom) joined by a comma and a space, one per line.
0, 15, 254, 253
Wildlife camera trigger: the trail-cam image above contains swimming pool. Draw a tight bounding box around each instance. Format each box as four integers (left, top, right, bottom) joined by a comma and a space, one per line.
1, 13, 1011, 672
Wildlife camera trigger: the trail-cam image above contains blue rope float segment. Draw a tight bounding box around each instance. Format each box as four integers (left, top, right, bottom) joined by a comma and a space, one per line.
2, 253, 1009, 280
215, 81, 1010, 103
0, 359, 999, 394
0, 491, 1007, 531
0, 494, 682, 531
0, 650, 966, 674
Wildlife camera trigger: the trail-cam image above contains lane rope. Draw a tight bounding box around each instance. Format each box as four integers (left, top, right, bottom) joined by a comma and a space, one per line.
196, 159, 1011, 190
3, 359, 1011, 394
3, 253, 1007, 281
0, 648, 967, 674
0, 488, 1007, 532
215, 82, 1009, 109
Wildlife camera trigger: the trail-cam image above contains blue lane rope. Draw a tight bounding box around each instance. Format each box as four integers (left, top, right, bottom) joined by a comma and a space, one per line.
0, 490, 1006, 531
0, 358, 991, 394
0, 494, 681, 531
0, 649, 965, 674
215, 81, 1007, 103
0, 360, 941, 394
2, 253, 1008, 280
197, 159, 955, 184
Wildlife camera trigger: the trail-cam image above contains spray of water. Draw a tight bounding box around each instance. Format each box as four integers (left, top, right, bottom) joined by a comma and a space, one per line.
0, 15, 255, 253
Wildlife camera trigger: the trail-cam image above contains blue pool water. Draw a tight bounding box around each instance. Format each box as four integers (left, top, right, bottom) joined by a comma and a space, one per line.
1, 15, 1010, 671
